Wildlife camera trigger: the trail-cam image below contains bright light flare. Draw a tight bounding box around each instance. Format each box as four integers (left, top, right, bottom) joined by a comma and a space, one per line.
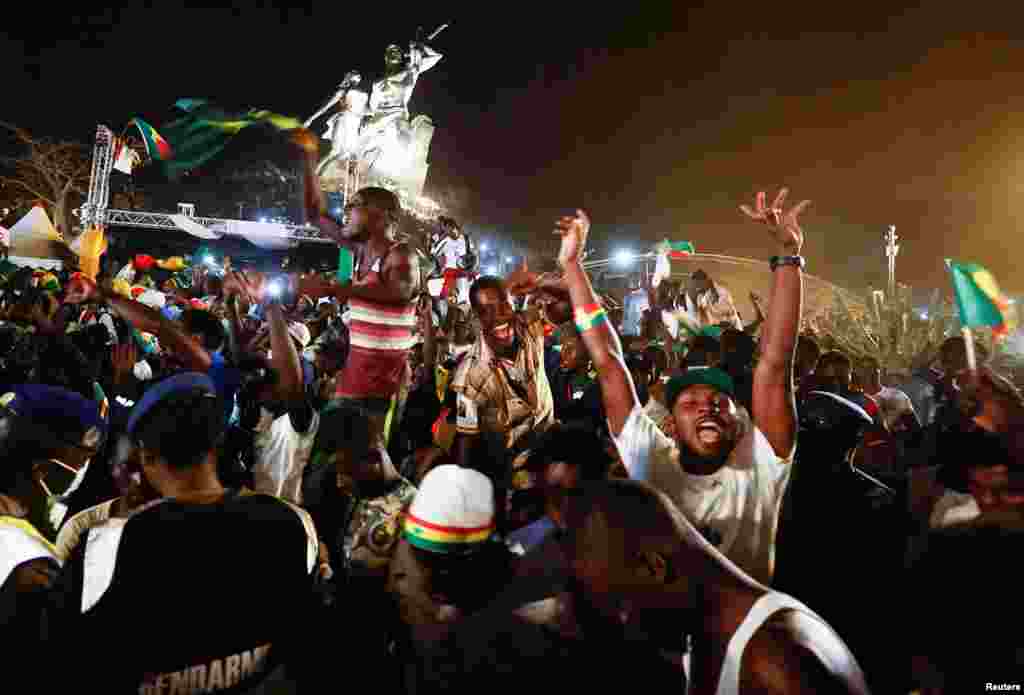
614, 250, 634, 267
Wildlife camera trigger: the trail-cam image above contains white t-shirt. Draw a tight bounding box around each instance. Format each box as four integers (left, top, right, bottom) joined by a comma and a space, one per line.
873, 385, 918, 431
252, 408, 320, 505
929, 490, 981, 528
642, 396, 671, 425
612, 405, 791, 585
435, 235, 468, 270
661, 303, 701, 340
0, 520, 58, 587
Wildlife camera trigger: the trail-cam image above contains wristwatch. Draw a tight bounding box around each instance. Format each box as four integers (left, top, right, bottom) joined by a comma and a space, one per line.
770, 255, 805, 272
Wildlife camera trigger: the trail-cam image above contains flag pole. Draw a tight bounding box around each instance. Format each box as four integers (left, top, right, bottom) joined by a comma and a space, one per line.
961, 326, 978, 373
945, 257, 977, 373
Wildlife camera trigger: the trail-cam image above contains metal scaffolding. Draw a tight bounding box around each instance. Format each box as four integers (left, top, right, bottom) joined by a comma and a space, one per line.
76, 123, 335, 245
101, 208, 334, 244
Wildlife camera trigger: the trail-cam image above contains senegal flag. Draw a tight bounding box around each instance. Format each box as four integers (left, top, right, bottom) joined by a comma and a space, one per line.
157, 99, 303, 179
129, 118, 173, 160
653, 240, 696, 286
946, 259, 1017, 338
657, 239, 696, 259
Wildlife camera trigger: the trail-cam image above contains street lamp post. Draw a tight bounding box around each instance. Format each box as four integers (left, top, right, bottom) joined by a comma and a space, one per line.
885, 225, 899, 302
883, 225, 903, 357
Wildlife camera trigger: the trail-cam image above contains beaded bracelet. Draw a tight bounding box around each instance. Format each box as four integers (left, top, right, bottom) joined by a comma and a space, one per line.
574, 304, 608, 333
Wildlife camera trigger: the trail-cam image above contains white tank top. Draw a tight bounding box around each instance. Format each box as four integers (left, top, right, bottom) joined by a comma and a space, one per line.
713, 592, 867, 695
0, 517, 59, 587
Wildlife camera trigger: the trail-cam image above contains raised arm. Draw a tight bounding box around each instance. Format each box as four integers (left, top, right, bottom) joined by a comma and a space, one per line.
555, 210, 640, 436
291, 129, 356, 249
64, 275, 212, 371
238, 273, 304, 405
739, 189, 809, 458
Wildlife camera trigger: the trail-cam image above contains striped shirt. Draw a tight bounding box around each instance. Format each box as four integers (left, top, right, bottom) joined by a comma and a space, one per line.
336, 245, 417, 399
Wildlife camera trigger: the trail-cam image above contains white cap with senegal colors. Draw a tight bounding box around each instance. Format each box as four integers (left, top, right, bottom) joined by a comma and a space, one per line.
403, 465, 495, 555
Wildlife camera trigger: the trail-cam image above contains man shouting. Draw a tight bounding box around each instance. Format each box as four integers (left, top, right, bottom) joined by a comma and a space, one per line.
554, 189, 808, 586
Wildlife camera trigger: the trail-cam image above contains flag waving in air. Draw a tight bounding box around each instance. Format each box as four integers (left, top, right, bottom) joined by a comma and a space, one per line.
946, 259, 1017, 338
128, 118, 173, 160
156, 99, 304, 179
653, 240, 696, 286
658, 239, 696, 259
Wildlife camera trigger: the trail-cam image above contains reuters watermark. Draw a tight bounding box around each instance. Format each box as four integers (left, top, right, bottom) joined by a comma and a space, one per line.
986, 684, 1022, 692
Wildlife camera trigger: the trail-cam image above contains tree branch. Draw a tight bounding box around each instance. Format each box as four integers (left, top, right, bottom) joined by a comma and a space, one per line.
0, 121, 36, 146
0, 176, 54, 205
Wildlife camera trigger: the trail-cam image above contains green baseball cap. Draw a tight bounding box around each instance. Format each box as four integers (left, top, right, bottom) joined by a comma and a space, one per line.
664, 367, 735, 410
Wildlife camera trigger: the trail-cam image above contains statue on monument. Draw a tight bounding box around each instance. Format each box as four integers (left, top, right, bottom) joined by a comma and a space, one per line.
304, 70, 365, 173
306, 25, 446, 199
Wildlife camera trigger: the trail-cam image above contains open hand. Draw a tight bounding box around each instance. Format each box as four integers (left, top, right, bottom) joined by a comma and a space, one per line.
740, 188, 809, 254
505, 261, 539, 296
553, 210, 590, 269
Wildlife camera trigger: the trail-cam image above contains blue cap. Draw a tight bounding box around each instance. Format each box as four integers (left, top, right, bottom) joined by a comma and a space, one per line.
126, 372, 217, 436
0, 384, 107, 449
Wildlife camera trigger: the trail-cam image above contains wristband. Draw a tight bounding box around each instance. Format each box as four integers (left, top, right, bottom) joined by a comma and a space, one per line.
574, 305, 608, 333
769, 255, 805, 272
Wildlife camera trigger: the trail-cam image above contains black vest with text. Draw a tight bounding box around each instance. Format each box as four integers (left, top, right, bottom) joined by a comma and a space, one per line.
58, 490, 319, 694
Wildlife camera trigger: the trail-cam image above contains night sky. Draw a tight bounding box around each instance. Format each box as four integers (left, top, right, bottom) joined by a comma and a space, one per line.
4, 3, 1024, 292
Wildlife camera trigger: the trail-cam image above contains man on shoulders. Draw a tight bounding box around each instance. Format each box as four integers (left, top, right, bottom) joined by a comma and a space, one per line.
691, 269, 743, 332
294, 131, 420, 453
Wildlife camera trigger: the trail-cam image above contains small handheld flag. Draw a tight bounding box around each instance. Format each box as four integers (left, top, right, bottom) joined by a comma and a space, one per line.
657, 239, 696, 259
946, 260, 1016, 338
946, 259, 1017, 372
128, 118, 173, 161
653, 240, 696, 286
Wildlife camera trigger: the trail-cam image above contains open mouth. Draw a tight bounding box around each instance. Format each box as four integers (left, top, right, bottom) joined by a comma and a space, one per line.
696, 419, 724, 444
492, 322, 513, 342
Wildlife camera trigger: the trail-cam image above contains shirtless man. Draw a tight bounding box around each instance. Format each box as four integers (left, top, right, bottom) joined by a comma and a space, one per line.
560, 479, 870, 695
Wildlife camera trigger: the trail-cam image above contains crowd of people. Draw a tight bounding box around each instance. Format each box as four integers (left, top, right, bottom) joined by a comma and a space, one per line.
2, 134, 1022, 695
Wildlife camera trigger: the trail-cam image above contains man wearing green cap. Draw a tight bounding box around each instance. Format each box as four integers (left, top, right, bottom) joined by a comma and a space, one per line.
554, 188, 809, 586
